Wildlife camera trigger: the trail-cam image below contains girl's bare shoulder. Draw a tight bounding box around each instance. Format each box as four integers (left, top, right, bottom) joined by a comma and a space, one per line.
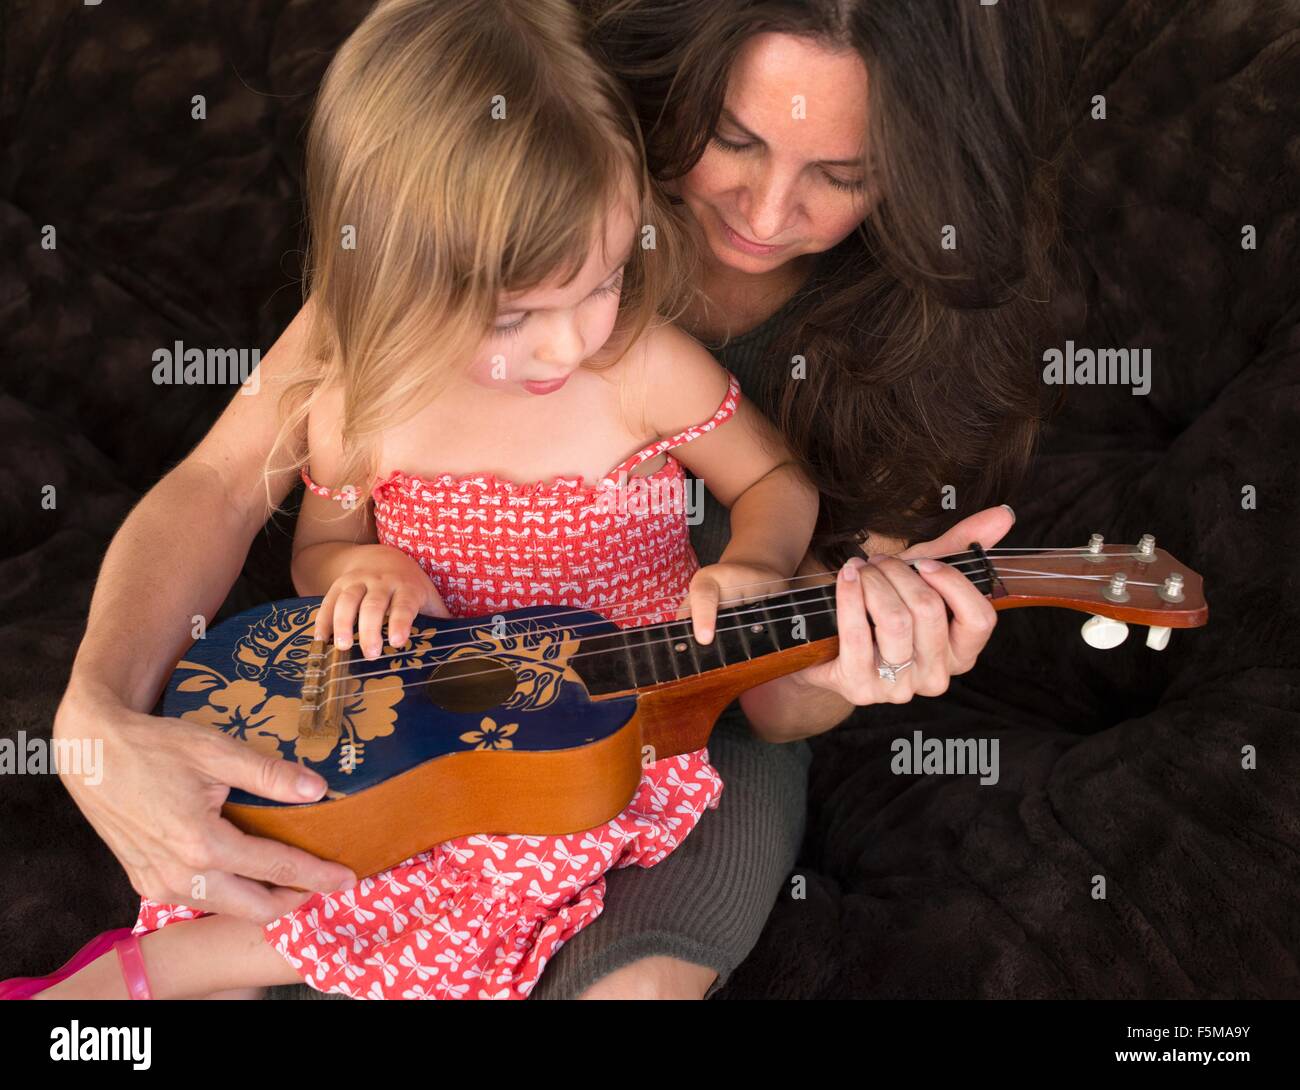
618, 319, 732, 440
304, 381, 348, 481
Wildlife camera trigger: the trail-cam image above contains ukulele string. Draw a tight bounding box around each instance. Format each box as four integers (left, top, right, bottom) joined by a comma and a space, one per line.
314, 566, 1164, 682
314, 565, 959, 682
304, 574, 1024, 712
310, 550, 1152, 675
988, 567, 1164, 586
306, 564, 1161, 709
302, 598, 867, 711
304, 581, 883, 705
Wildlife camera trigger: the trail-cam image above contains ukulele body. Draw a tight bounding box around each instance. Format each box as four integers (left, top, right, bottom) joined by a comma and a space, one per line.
162, 597, 645, 881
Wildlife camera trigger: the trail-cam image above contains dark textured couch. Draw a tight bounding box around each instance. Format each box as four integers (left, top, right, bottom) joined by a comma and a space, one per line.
2, 0, 1297, 998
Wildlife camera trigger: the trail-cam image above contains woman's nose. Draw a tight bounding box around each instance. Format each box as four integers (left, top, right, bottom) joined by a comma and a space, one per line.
741, 165, 798, 241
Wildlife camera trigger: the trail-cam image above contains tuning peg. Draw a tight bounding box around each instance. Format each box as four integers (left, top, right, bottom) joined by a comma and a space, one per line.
1081, 614, 1129, 649
1145, 626, 1171, 650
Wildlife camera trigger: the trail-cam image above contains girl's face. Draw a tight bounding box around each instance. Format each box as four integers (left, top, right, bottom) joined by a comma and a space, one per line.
465, 198, 639, 398
676, 33, 872, 276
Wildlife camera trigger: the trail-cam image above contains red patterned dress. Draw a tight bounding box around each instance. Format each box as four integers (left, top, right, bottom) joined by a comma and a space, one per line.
133, 373, 741, 999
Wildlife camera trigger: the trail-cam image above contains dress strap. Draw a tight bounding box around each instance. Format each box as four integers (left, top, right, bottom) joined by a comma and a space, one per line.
300, 465, 380, 504
601, 370, 742, 486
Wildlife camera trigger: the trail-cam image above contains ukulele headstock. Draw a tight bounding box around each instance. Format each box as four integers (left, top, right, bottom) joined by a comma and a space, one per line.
972, 534, 1208, 651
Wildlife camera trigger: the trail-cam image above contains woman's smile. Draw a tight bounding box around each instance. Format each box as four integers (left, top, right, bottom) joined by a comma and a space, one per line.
720, 217, 787, 256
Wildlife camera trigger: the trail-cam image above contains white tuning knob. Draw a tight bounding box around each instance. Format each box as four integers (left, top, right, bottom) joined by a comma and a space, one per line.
1146, 626, 1171, 650
1081, 614, 1129, 649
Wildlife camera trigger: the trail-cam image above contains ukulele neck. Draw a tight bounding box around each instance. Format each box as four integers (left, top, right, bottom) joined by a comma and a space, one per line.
574, 539, 1206, 700
576, 550, 986, 699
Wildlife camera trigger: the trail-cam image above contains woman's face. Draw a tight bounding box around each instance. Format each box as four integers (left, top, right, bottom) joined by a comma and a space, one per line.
676, 33, 871, 276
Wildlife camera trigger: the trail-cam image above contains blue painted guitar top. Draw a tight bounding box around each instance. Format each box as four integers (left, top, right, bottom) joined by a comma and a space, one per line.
162, 597, 639, 808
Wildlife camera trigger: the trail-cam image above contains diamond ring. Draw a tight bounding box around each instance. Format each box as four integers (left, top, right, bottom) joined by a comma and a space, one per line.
875, 656, 915, 684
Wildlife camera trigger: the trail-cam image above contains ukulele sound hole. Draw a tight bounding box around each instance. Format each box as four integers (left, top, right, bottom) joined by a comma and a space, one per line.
423, 658, 517, 713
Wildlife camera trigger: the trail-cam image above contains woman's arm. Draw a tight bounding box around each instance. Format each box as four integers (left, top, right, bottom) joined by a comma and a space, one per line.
72, 305, 312, 711
54, 299, 360, 922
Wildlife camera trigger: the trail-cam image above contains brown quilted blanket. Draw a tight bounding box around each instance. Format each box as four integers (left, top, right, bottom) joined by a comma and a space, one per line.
1, 0, 1296, 997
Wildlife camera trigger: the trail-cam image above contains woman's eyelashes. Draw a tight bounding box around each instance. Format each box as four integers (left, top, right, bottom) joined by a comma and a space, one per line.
492, 271, 624, 338
822, 172, 866, 194
708, 133, 866, 193
710, 133, 750, 154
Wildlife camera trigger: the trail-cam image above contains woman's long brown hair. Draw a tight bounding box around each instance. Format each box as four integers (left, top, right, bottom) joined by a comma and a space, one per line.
583, 0, 1065, 565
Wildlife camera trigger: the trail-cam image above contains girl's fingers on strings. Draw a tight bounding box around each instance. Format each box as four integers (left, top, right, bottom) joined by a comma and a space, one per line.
421, 582, 453, 619
357, 585, 396, 658
313, 583, 342, 642
331, 583, 368, 650
386, 590, 423, 649
688, 573, 721, 643
419, 598, 451, 622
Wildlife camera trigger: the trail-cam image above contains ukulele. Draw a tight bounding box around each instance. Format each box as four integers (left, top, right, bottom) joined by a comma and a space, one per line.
162, 533, 1206, 880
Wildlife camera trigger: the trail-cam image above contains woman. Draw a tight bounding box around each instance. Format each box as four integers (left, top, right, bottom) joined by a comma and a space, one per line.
52, 0, 1059, 999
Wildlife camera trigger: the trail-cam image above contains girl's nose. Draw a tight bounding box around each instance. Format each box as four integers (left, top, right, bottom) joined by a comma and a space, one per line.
534, 314, 587, 369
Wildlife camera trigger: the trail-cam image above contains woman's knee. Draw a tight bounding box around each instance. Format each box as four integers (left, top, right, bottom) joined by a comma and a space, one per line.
577, 956, 717, 1000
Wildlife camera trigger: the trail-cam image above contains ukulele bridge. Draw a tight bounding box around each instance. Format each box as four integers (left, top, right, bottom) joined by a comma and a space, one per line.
298, 639, 358, 741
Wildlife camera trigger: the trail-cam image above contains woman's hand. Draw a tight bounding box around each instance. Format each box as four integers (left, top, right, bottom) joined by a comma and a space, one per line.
313, 544, 451, 658
680, 560, 791, 643
53, 681, 358, 922
738, 505, 1014, 739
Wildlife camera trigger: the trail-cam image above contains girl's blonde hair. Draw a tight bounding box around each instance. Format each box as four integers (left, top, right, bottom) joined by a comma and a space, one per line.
268, 0, 696, 509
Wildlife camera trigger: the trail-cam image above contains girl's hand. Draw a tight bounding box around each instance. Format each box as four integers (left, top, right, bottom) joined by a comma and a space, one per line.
679, 560, 791, 644
790, 506, 1012, 706
313, 544, 451, 658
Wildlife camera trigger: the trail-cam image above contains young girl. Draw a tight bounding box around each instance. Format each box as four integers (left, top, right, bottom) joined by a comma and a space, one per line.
7, 0, 817, 1000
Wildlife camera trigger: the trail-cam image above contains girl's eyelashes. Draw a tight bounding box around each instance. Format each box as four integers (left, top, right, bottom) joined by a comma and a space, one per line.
592, 270, 625, 299
709, 132, 866, 193
492, 271, 624, 338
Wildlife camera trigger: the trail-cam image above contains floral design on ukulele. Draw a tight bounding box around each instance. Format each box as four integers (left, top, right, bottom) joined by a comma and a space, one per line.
168, 601, 592, 778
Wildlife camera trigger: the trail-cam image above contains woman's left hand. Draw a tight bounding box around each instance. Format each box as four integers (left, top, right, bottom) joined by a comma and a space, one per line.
791, 505, 1014, 706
